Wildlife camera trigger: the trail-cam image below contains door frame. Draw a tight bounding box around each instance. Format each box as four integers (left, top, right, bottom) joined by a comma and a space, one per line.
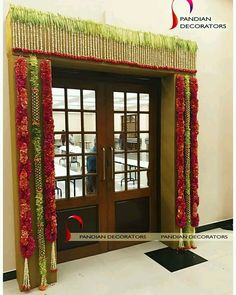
52, 68, 161, 262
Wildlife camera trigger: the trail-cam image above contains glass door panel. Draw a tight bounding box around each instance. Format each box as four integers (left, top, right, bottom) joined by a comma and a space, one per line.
52, 87, 97, 199
112, 91, 150, 192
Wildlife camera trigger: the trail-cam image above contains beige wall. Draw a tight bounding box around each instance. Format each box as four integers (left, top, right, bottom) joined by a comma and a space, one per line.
3, 0, 233, 271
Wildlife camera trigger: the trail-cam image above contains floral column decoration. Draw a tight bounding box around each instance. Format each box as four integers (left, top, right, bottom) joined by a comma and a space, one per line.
29, 56, 48, 290
176, 74, 200, 249
40, 60, 57, 271
15, 57, 36, 291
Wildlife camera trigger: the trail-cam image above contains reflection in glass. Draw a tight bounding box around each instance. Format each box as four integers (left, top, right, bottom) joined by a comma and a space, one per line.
114, 113, 124, 132
140, 93, 149, 112
83, 90, 96, 110
113, 92, 124, 111
69, 156, 82, 175
84, 134, 96, 152
140, 152, 149, 169
85, 175, 96, 195
140, 114, 149, 131
55, 179, 66, 199
55, 157, 67, 177
140, 170, 149, 188
68, 112, 81, 131
127, 93, 137, 111
84, 112, 96, 131
68, 89, 81, 109
52, 88, 64, 109
115, 173, 125, 192
114, 153, 125, 172
70, 178, 83, 197
53, 111, 65, 131
140, 133, 149, 150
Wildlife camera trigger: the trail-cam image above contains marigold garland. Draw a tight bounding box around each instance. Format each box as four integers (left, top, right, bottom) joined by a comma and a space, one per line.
40, 59, 57, 271
29, 56, 48, 290
190, 77, 199, 227
15, 57, 36, 291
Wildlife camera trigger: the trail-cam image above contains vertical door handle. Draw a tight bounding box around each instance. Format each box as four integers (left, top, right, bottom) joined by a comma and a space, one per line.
102, 147, 106, 181
110, 147, 114, 180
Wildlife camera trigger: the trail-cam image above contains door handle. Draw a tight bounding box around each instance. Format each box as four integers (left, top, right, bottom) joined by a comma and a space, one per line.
110, 147, 114, 180
102, 147, 106, 181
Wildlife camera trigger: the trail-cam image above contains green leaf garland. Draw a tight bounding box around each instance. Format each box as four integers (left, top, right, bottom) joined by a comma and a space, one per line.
29, 56, 48, 291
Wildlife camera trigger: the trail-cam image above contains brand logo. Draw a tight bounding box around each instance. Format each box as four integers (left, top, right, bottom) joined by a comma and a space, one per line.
170, 0, 193, 29
65, 215, 84, 242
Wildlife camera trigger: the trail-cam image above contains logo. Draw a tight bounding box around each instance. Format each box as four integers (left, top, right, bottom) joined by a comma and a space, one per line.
170, 0, 193, 29
65, 215, 84, 242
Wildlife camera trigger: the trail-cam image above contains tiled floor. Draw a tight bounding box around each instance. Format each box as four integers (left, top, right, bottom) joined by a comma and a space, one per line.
3, 228, 233, 295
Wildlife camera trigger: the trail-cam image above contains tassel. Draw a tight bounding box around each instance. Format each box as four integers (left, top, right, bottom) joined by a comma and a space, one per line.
50, 241, 57, 272
191, 227, 197, 249
39, 275, 47, 291
21, 258, 31, 291
177, 228, 184, 250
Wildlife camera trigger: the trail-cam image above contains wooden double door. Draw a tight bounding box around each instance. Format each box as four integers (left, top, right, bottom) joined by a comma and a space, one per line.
53, 69, 160, 262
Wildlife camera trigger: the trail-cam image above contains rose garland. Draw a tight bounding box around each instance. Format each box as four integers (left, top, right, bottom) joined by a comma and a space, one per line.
176, 75, 186, 249
40, 60, 57, 271
15, 57, 36, 291
190, 77, 199, 227
183, 75, 194, 249
29, 56, 48, 290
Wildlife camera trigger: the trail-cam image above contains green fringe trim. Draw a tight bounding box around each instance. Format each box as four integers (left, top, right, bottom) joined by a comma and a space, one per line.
9, 5, 198, 53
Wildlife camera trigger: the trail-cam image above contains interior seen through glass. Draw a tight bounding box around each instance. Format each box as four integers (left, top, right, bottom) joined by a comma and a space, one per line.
52, 88, 150, 198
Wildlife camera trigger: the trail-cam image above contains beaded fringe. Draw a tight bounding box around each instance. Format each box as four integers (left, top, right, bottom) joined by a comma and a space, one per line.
39, 275, 47, 291
21, 258, 31, 291
191, 227, 197, 249
50, 241, 57, 272
178, 228, 185, 250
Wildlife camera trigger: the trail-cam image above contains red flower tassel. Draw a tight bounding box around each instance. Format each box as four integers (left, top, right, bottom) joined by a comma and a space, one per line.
40, 60, 58, 271
15, 57, 36, 291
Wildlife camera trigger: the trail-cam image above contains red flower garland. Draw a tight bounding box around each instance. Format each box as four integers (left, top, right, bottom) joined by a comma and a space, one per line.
40, 60, 57, 244
16, 57, 36, 290
176, 75, 187, 228
16, 57, 36, 259
190, 77, 199, 227
13, 48, 197, 74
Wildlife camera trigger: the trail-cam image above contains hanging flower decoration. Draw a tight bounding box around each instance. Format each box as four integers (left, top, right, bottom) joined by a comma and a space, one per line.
190, 77, 199, 227
176, 75, 187, 229
40, 59, 57, 271
183, 75, 193, 250
29, 56, 48, 290
15, 57, 36, 291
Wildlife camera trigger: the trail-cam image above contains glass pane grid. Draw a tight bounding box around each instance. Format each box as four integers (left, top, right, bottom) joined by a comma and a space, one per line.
53, 87, 97, 199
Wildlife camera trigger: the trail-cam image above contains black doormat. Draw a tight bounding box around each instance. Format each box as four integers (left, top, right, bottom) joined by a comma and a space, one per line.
145, 247, 207, 272
221, 223, 233, 231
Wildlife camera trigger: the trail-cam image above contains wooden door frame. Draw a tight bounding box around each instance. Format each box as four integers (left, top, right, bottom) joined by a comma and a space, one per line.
52, 69, 162, 261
